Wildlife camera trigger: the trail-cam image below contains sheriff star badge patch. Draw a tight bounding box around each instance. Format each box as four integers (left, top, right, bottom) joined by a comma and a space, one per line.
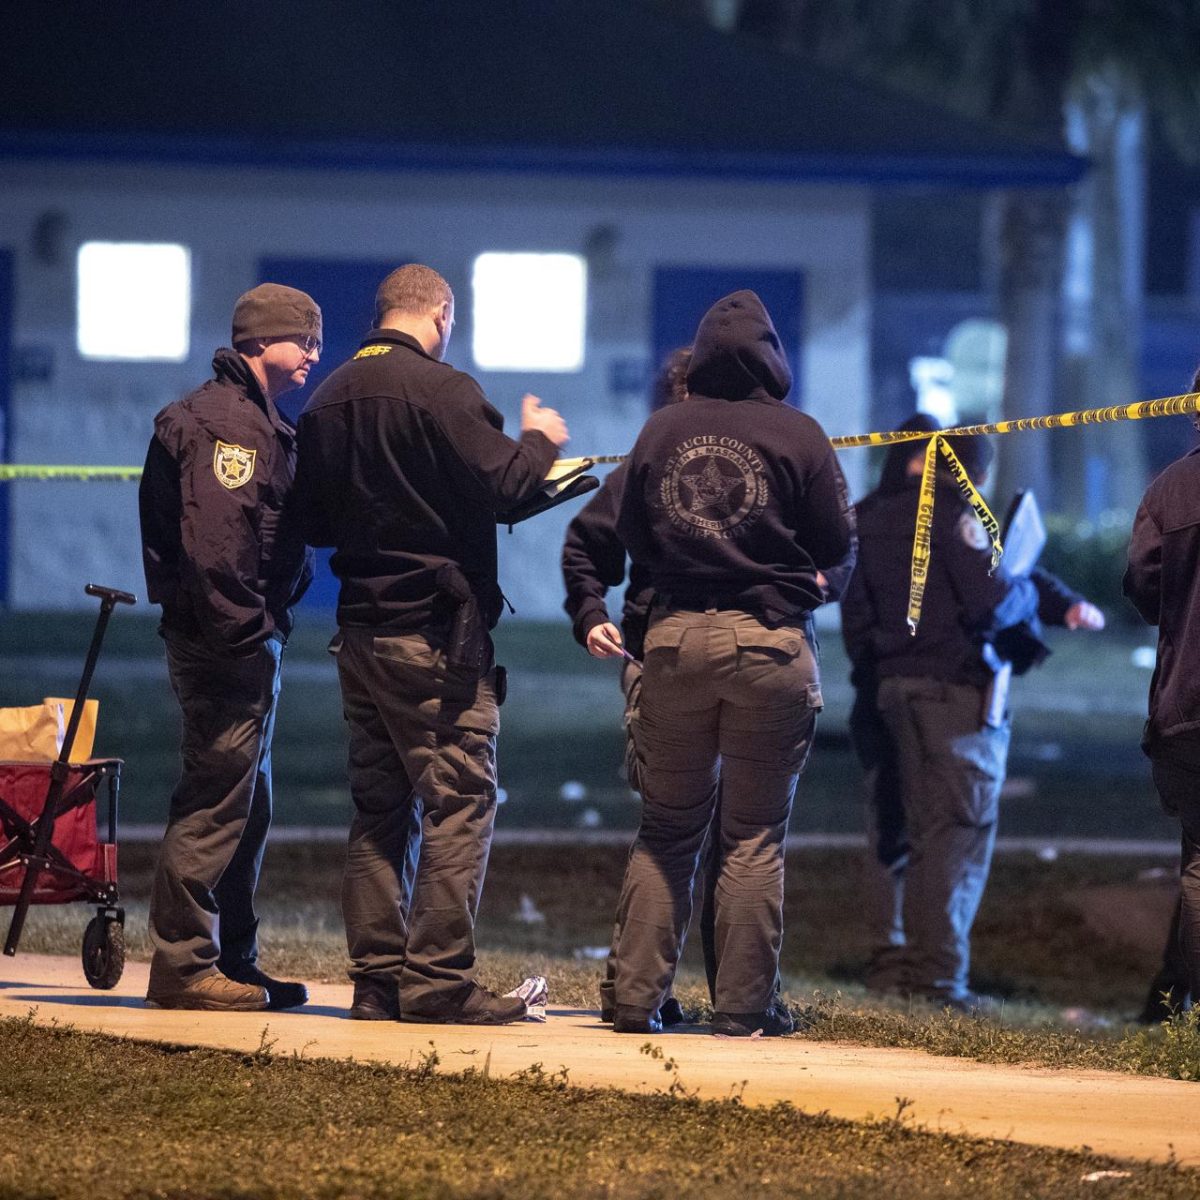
213, 440, 256, 490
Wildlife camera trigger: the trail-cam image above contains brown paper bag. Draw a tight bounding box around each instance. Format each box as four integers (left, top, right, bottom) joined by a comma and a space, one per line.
0, 698, 99, 762
46, 697, 99, 760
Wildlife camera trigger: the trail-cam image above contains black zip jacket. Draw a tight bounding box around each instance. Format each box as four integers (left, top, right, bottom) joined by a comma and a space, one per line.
139, 349, 313, 655
616, 291, 855, 623
841, 475, 1046, 688
1125, 445, 1200, 748
294, 329, 558, 630
561, 460, 654, 657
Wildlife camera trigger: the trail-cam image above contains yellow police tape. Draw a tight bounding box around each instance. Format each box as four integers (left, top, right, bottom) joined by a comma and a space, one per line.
556, 389, 1200, 632
0, 465, 143, 481
4, 390, 1199, 632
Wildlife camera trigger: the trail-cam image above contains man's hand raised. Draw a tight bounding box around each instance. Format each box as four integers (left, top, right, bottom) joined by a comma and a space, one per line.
521, 394, 569, 448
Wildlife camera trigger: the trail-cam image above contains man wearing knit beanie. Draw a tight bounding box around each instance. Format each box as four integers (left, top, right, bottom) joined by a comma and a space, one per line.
842, 413, 1103, 1013
138, 283, 321, 1011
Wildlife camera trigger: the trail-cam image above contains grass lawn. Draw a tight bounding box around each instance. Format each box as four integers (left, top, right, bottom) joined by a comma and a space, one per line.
5, 1017, 1198, 1200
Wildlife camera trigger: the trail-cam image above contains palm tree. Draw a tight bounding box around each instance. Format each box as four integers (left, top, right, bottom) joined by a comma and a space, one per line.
683, 0, 1200, 513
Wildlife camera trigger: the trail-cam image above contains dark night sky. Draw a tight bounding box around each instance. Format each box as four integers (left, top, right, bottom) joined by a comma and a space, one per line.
1, 1, 1080, 185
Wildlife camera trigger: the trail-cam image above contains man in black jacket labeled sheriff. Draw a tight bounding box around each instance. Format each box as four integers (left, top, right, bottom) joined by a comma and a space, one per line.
842, 416, 1104, 1011
139, 283, 320, 1011
1124, 366, 1200, 1013
599, 290, 855, 1037
295, 264, 568, 1026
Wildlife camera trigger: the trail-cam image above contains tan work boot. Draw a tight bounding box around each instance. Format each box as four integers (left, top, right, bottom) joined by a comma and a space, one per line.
146, 970, 268, 1012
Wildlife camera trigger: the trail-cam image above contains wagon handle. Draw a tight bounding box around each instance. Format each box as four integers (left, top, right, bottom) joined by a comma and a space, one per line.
4, 583, 136, 956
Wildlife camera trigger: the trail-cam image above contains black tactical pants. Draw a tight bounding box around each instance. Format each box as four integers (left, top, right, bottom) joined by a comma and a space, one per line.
875, 675, 1009, 1002
613, 609, 820, 1015
333, 626, 501, 1015
148, 635, 282, 991
1149, 745, 1200, 1005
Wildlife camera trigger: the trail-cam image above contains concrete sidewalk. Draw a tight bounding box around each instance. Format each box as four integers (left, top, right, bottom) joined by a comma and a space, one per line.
2, 952, 1197, 1168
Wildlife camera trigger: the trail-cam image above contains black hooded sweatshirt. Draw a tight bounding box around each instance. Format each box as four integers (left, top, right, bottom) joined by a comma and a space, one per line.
616, 291, 856, 623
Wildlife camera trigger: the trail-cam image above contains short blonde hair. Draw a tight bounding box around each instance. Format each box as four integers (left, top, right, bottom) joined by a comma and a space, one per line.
375, 264, 453, 324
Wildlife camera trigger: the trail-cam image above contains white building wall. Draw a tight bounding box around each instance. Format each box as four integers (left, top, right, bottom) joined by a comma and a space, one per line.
0, 161, 872, 617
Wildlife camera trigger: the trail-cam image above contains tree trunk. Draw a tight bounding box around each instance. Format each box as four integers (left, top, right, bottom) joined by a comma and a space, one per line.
994, 191, 1069, 509
1059, 67, 1147, 516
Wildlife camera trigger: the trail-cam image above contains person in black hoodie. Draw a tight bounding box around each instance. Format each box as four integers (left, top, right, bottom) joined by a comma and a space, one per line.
1124, 363, 1200, 1013
842, 415, 1103, 1010
598, 290, 856, 1037
138, 283, 319, 1012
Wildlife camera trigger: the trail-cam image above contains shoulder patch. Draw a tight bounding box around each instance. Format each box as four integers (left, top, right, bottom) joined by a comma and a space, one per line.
353, 344, 392, 360
213, 441, 256, 490
957, 510, 989, 550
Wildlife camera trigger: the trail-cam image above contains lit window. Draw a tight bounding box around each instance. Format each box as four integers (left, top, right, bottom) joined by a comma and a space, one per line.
77, 242, 191, 361
472, 252, 586, 372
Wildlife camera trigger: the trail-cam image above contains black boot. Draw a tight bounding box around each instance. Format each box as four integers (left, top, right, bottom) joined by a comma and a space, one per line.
224, 965, 309, 1011
350, 977, 401, 1021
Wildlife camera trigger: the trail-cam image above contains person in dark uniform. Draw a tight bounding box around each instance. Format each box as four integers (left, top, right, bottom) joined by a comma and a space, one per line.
596, 290, 856, 1037
1124, 367, 1200, 1015
842, 415, 1104, 1010
139, 283, 320, 1011
294, 263, 569, 1026
562, 347, 698, 1026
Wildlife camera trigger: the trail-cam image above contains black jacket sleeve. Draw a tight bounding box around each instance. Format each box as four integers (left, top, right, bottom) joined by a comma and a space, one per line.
796, 444, 857, 591
615, 434, 655, 569
561, 466, 626, 646
811, 452, 857, 603
432, 374, 558, 511
139, 434, 182, 611
1031, 567, 1082, 627
1124, 498, 1162, 626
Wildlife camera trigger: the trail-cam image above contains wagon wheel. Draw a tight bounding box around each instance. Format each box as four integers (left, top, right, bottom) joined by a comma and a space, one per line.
81, 913, 125, 989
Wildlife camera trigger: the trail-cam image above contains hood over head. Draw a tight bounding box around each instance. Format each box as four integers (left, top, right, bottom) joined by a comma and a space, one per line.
685, 290, 791, 403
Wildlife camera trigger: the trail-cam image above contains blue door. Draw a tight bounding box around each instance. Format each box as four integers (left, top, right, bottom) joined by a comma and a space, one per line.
257, 257, 402, 610
0, 250, 12, 607
652, 267, 804, 409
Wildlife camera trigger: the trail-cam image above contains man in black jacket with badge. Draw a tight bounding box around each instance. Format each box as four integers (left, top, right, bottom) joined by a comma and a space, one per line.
295, 264, 568, 1026
139, 283, 319, 1011
843, 416, 1103, 1011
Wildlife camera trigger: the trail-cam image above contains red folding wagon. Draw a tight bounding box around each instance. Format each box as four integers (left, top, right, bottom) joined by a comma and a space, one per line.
0, 584, 136, 988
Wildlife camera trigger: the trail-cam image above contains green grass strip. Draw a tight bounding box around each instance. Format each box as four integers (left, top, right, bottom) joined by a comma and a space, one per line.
0, 1016, 1195, 1200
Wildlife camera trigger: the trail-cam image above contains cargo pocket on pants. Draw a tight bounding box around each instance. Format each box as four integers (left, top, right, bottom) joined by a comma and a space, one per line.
953, 724, 1009, 827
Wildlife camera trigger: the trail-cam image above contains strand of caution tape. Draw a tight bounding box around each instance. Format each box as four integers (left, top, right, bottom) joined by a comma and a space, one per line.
556, 390, 1200, 633
828, 390, 1200, 449
7, 391, 1199, 484
5, 390, 1199, 632
0, 465, 143, 481
554, 389, 1200, 475
906, 435, 1002, 634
